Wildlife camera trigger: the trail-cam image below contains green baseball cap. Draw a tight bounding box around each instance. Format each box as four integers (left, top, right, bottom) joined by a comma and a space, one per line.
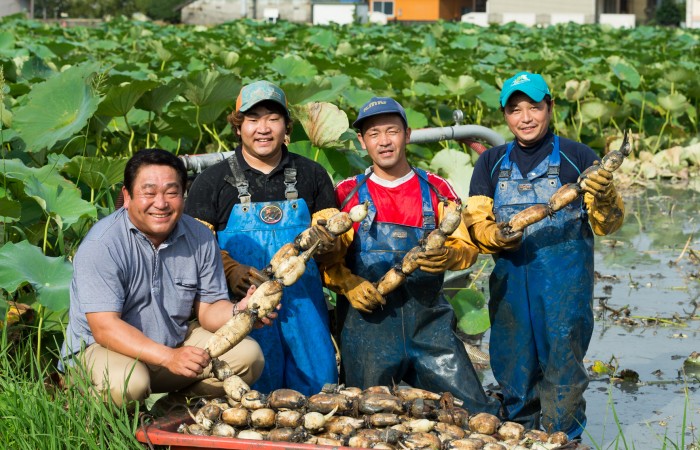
235, 80, 289, 118
499, 71, 551, 107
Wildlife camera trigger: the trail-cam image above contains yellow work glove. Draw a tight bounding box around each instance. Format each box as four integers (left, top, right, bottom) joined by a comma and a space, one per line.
579, 165, 615, 201
463, 196, 523, 254
323, 262, 385, 314
580, 164, 625, 236
303, 208, 341, 255
414, 247, 464, 274
221, 250, 269, 300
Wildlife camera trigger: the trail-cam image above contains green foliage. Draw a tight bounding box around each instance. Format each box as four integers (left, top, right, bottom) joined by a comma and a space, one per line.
0, 330, 141, 450
447, 288, 490, 335
1, 16, 700, 357
655, 0, 684, 26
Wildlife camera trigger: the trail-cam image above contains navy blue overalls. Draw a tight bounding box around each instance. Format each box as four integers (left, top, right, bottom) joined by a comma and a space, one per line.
489, 137, 594, 438
337, 168, 500, 416
217, 155, 337, 396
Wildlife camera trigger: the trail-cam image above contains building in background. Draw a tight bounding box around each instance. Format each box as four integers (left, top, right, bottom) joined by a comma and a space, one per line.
0, 0, 31, 17
369, 0, 479, 21
461, 0, 657, 26
181, 0, 368, 25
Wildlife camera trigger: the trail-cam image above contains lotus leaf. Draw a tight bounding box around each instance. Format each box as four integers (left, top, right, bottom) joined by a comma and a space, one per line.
293, 102, 349, 149
0, 32, 14, 50
658, 92, 689, 115
20, 56, 54, 82
1, 102, 11, 127
270, 55, 317, 84
13, 62, 101, 153
0, 196, 20, 223
580, 101, 611, 122
96, 80, 159, 117
449, 35, 479, 50
429, 148, 473, 201
1, 158, 73, 187
447, 288, 490, 336
287, 140, 352, 182
564, 80, 590, 102
439, 75, 481, 101
341, 87, 376, 109
182, 70, 240, 124
405, 109, 428, 129
136, 79, 184, 114
307, 29, 337, 49
607, 56, 641, 89
0, 241, 73, 311
62, 156, 128, 192
23, 175, 97, 228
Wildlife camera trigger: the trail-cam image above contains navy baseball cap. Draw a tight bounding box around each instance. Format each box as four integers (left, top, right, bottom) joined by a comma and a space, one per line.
353, 97, 408, 130
499, 71, 551, 107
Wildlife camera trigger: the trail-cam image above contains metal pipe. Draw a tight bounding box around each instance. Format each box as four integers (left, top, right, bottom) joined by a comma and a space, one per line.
178, 124, 504, 173
410, 124, 505, 148
179, 151, 234, 173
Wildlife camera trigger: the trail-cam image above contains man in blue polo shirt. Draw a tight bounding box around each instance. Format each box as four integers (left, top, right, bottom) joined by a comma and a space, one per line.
463, 71, 625, 439
61, 148, 271, 408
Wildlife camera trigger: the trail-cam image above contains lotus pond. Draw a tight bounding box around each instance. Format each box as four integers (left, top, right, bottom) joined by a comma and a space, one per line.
458, 181, 700, 448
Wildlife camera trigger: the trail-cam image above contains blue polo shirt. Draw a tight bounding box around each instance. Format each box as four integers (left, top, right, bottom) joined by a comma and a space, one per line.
60, 208, 228, 365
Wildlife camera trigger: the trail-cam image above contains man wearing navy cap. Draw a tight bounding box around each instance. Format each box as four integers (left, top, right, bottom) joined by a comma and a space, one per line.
185, 80, 339, 395
463, 72, 625, 438
320, 97, 501, 416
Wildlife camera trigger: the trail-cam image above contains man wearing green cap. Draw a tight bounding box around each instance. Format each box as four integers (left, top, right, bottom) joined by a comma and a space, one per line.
463, 71, 625, 438
184, 80, 339, 396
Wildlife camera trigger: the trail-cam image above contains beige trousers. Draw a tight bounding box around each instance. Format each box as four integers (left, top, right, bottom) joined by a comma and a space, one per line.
68, 322, 263, 408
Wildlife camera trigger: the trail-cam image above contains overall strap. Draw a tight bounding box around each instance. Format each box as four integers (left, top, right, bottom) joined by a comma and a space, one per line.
497, 142, 516, 180
284, 161, 298, 200
224, 154, 251, 204
340, 168, 372, 211
546, 136, 561, 179
412, 167, 437, 230
355, 173, 376, 232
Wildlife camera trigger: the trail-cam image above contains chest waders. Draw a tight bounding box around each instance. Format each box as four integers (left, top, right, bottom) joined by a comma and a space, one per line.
217, 156, 336, 396
337, 168, 499, 415
490, 137, 594, 438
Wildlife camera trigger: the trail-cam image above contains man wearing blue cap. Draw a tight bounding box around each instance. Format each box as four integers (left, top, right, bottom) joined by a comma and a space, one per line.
320, 97, 501, 416
185, 80, 339, 396
463, 71, 625, 438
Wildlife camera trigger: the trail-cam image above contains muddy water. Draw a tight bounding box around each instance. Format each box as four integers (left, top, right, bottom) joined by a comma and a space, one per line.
462, 184, 700, 448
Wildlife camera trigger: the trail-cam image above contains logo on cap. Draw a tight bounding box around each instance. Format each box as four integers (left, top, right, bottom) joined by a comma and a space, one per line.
363, 100, 388, 112
511, 74, 530, 86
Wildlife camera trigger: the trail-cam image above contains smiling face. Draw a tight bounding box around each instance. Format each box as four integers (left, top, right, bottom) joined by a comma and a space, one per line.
122, 164, 184, 247
237, 103, 287, 166
358, 114, 412, 180
503, 92, 553, 147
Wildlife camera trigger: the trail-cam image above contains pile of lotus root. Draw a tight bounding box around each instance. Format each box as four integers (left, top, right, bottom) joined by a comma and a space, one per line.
178, 379, 583, 450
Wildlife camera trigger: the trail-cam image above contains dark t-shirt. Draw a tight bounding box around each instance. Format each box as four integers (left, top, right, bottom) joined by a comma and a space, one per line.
469, 131, 601, 199
184, 146, 336, 231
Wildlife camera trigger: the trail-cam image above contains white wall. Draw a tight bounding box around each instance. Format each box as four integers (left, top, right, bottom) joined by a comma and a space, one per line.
599, 13, 635, 27
0, 0, 28, 17
488, 0, 594, 15
313, 4, 355, 25
688, 0, 700, 27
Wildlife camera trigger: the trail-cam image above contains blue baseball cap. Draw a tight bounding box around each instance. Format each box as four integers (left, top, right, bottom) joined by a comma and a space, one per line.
236, 80, 289, 118
499, 71, 551, 107
353, 97, 408, 130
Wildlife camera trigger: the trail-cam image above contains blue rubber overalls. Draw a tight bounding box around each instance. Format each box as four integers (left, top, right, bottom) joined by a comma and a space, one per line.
337, 168, 500, 416
217, 155, 337, 396
489, 137, 594, 438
